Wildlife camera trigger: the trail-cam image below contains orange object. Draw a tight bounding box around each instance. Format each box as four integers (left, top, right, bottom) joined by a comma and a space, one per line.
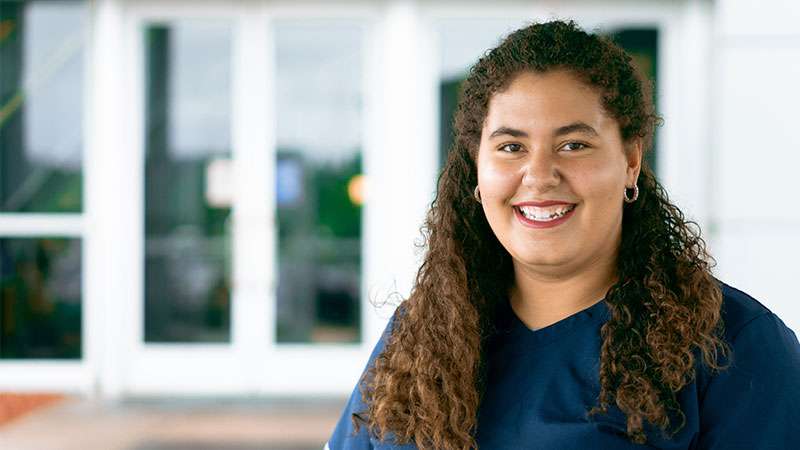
0, 393, 64, 427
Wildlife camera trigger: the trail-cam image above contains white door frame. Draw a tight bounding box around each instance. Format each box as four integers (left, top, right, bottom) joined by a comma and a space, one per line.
106, 0, 409, 397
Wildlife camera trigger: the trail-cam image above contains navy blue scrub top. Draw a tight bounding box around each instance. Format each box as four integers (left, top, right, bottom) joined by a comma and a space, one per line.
327, 282, 800, 449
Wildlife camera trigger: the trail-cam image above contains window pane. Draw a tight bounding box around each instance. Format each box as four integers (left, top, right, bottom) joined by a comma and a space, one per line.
274, 20, 363, 343
437, 18, 528, 169
608, 28, 659, 172
144, 22, 232, 343
0, 238, 82, 359
0, 1, 85, 213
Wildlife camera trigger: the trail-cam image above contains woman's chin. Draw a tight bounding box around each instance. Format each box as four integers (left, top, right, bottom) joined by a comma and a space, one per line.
511, 250, 577, 272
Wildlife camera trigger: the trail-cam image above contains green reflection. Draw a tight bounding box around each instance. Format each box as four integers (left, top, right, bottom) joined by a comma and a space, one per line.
143, 23, 232, 343
276, 150, 362, 343
0, 238, 82, 359
274, 19, 364, 344
0, 1, 84, 213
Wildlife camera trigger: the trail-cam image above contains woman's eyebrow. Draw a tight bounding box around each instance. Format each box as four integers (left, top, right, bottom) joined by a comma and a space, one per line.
488, 122, 599, 139
554, 121, 599, 137
489, 126, 528, 139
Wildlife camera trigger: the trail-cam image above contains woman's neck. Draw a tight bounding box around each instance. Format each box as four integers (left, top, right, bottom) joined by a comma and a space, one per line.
509, 255, 617, 331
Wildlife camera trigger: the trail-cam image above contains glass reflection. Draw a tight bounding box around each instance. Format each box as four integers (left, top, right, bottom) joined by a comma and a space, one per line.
144, 22, 232, 343
0, 1, 85, 213
274, 20, 363, 343
607, 28, 660, 172
0, 238, 82, 359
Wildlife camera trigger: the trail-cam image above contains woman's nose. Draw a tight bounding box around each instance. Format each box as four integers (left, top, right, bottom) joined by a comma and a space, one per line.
521, 150, 560, 192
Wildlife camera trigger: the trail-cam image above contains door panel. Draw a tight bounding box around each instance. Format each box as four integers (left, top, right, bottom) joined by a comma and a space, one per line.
143, 20, 233, 344
273, 19, 365, 344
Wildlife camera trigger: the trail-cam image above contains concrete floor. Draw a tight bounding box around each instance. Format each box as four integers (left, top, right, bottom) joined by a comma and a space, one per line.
0, 396, 345, 450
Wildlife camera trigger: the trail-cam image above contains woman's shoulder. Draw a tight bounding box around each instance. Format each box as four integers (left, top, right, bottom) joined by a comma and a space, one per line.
714, 279, 800, 371
716, 279, 792, 343
692, 280, 800, 448
693, 279, 799, 399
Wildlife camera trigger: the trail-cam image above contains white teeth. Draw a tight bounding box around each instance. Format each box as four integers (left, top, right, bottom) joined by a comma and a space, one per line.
518, 204, 575, 221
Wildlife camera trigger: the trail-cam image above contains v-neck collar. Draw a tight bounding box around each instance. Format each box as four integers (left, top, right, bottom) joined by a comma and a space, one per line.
495, 294, 610, 349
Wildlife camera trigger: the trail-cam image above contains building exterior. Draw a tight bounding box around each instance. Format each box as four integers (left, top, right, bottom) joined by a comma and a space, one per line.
0, 0, 798, 399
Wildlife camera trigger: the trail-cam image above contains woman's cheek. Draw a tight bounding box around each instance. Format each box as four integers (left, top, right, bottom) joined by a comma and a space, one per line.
576, 160, 624, 199
479, 160, 518, 199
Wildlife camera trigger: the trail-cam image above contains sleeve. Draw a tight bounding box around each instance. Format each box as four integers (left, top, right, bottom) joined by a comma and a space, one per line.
695, 312, 800, 449
325, 310, 398, 450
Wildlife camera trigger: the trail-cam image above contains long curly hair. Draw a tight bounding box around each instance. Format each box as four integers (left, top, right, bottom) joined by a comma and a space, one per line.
355, 19, 732, 449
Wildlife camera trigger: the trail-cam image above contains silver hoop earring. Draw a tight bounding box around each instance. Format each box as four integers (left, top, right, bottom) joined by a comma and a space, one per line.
623, 183, 639, 203
474, 185, 482, 204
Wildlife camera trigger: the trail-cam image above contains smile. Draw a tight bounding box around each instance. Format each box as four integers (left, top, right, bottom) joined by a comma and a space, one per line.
514, 204, 577, 228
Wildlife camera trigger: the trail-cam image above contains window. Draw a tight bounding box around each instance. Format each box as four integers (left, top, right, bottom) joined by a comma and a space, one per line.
274, 20, 364, 343
0, 0, 87, 359
0, 1, 84, 213
0, 238, 81, 358
143, 21, 233, 343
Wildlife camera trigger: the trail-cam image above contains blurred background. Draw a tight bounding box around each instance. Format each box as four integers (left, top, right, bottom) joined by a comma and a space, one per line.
0, 0, 798, 449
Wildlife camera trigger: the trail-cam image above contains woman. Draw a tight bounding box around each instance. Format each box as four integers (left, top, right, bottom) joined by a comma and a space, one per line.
327, 19, 800, 449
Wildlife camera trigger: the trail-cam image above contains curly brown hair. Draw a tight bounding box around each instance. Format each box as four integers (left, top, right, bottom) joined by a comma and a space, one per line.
355, 19, 732, 449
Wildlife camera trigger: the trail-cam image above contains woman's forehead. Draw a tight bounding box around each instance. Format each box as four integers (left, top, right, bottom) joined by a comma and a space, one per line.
483, 73, 616, 137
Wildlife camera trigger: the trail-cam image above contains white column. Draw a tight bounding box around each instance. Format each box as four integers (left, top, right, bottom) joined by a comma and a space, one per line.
86, 0, 133, 399
363, 0, 439, 343
231, 1, 273, 393
658, 1, 714, 233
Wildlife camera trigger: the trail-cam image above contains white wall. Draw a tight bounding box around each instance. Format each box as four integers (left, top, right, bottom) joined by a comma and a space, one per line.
711, 0, 800, 333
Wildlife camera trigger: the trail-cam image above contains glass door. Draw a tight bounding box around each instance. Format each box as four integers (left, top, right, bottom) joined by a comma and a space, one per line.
118, 0, 378, 396
118, 1, 246, 395
141, 21, 234, 346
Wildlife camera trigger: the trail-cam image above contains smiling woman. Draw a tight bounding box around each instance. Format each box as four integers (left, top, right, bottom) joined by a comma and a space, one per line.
327, 19, 800, 450
476, 69, 642, 330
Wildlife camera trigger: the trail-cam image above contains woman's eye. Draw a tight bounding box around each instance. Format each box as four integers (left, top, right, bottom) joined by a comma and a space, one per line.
499, 143, 522, 153
562, 142, 588, 151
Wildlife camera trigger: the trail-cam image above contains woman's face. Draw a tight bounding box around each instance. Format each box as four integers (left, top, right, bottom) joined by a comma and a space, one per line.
476, 69, 642, 277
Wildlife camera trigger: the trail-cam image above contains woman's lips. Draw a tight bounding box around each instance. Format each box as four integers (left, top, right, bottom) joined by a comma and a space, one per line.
514, 204, 577, 229
513, 200, 575, 207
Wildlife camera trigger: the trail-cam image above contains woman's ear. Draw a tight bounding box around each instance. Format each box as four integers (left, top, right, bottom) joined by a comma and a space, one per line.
626, 138, 643, 185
